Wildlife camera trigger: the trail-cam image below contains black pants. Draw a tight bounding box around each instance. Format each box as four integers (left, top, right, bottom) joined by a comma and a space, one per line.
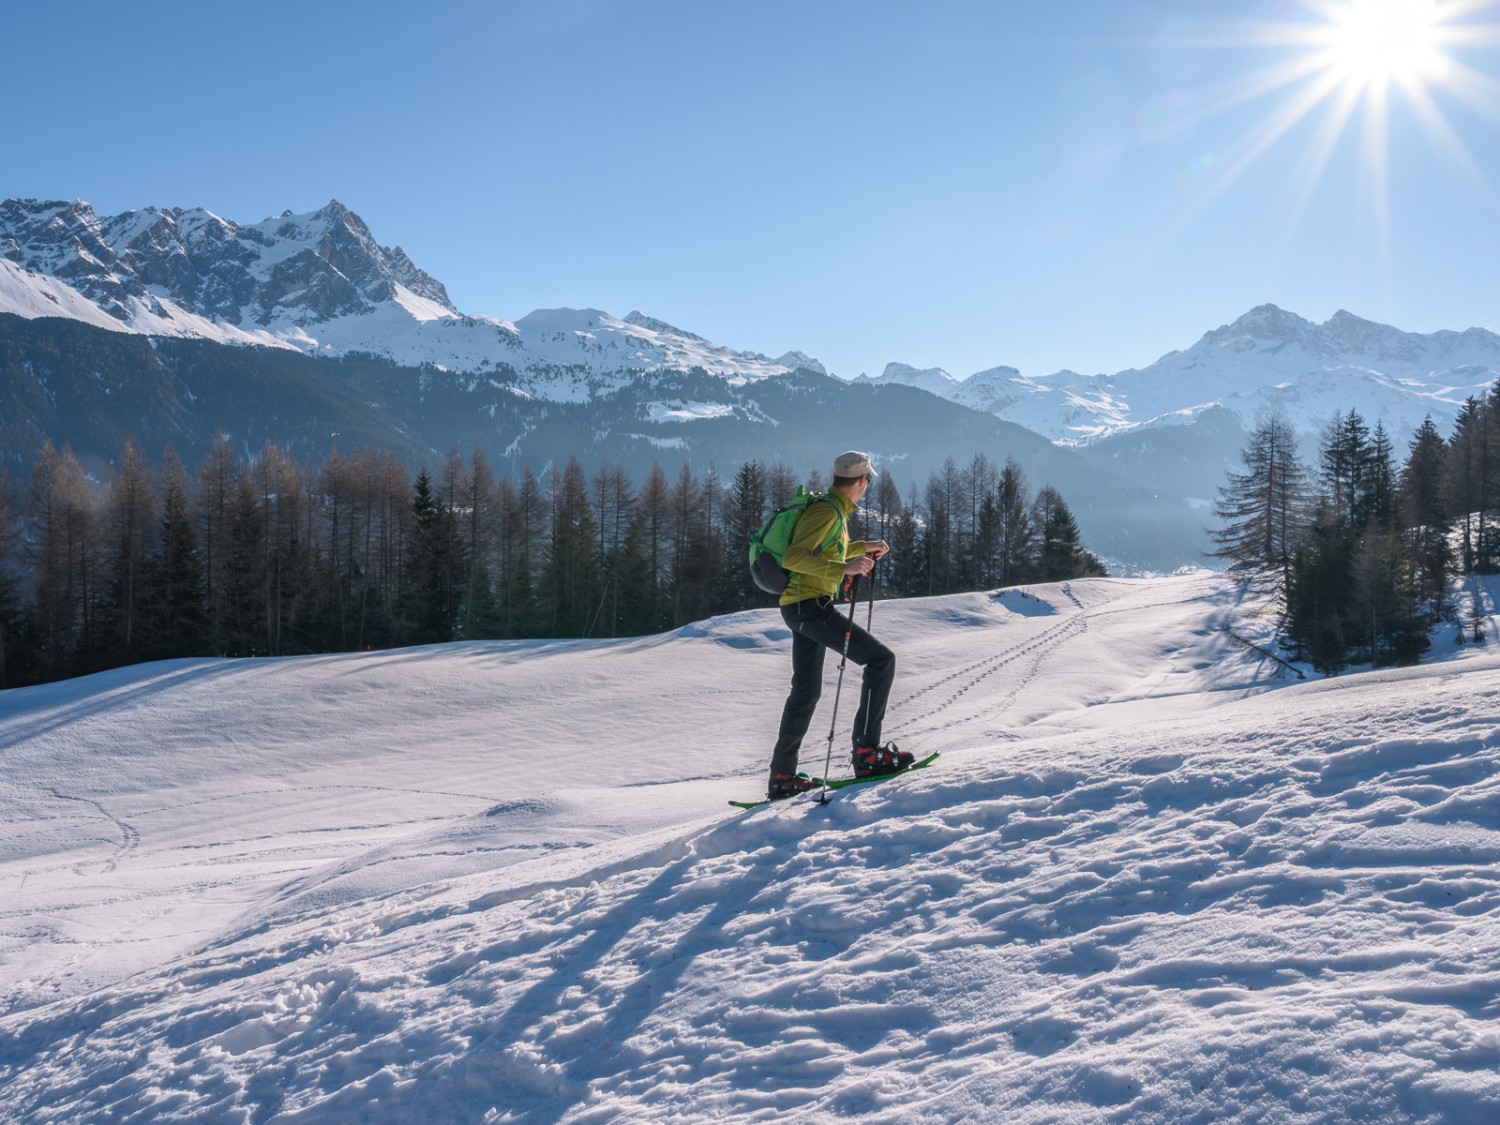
770, 595, 896, 778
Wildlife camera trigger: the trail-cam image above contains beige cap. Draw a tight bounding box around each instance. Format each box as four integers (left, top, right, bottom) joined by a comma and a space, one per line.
833, 450, 877, 478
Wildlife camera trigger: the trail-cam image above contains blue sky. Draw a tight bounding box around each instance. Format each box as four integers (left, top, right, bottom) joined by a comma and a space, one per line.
6, 0, 1499, 379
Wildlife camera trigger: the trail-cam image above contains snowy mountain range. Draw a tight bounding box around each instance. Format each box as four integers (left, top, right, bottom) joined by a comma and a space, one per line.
4, 195, 1499, 568
862, 304, 1500, 448
8, 196, 1496, 447
0, 198, 814, 399
4, 572, 1500, 1121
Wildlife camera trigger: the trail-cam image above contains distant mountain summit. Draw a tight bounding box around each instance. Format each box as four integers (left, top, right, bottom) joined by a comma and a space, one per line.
0, 197, 815, 398
0, 198, 455, 332
872, 304, 1500, 446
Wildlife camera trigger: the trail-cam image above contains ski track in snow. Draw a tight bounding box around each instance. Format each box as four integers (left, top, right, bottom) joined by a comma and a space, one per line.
3, 574, 1500, 1122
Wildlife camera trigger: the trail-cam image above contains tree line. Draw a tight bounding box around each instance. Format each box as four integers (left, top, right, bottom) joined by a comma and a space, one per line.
1212, 383, 1500, 674
0, 439, 1104, 688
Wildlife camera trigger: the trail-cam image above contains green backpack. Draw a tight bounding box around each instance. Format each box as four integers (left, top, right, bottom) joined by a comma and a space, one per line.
748, 488, 846, 594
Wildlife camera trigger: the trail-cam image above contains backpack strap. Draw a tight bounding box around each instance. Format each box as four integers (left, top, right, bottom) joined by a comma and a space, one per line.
807, 495, 847, 558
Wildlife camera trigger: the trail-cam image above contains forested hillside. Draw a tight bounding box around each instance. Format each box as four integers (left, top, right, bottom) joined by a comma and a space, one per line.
1211, 382, 1500, 673
0, 440, 1101, 687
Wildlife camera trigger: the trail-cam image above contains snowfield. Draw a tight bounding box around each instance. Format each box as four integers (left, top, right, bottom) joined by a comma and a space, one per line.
3, 573, 1500, 1122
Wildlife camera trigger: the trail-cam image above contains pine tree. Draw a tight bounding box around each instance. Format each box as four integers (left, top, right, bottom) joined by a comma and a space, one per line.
251, 445, 314, 656
1397, 416, 1450, 621
625, 463, 672, 634
401, 468, 458, 644
1033, 486, 1104, 580
1286, 503, 1351, 676
498, 468, 545, 638
590, 462, 634, 635
223, 474, 267, 656
102, 438, 157, 665
1364, 422, 1397, 531
1210, 412, 1311, 603
721, 460, 769, 611
922, 462, 958, 595
1321, 409, 1371, 526
0, 466, 25, 687
1446, 397, 1484, 571
866, 474, 903, 598
1485, 379, 1500, 570
994, 458, 1034, 586
957, 454, 997, 589
436, 447, 471, 636
541, 458, 600, 636
1352, 527, 1427, 666
27, 443, 102, 678
318, 445, 360, 651
150, 448, 207, 659
460, 449, 502, 640
197, 434, 241, 655
669, 462, 714, 625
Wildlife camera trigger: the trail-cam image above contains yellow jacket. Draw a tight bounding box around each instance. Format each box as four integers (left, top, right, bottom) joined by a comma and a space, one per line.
779, 489, 868, 605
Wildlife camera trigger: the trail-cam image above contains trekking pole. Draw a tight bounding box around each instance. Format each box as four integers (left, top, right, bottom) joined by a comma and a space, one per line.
817, 574, 863, 805
866, 556, 877, 632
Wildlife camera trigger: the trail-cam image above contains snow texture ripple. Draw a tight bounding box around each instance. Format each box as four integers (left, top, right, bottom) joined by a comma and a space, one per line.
2, 574, 1500, 1121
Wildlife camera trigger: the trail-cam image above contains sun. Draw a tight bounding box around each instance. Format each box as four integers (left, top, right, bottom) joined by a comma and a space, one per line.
1158, 0, 1499, 244
1321, 0, 1449, 86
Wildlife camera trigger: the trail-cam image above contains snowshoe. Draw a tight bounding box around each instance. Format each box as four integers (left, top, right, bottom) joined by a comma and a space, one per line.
768, 772, 817, 800
853, 742, 915, 777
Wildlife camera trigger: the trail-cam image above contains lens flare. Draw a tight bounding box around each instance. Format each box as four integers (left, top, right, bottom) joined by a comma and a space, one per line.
1323, 0, 1448, 84
1154, 0, 1500, 250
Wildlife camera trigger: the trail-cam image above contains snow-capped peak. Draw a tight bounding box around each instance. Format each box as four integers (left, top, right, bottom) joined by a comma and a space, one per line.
858, 303, 1500, 448
623, 309, 706, 342
774, 350, 827, 375
0, 199, 804, 396
855, 361, 963, 397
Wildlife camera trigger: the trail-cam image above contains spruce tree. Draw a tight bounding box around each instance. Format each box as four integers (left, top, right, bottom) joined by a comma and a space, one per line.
722, 460, 769, 611
1352, 527, 1427, 666
1210, 412, 1310, 603
994, 458, 1034, 586
1321, 409, 1371, 526
541, 458, 600, 636
401, 468, 458, 645
886, 484, 924, 598
1363, 422, 1397, 531
27, 443, 102, 678
197, 434, 241, 655
1286, 503, 1351, 675
590, 462, 634, 635
1446, 397, 1484, 571
1033, 486, 1104, 580
0, 467, 24, 687
460, 449, 502, 640
101, 438, 157, 666
223, 475, 267, 657
1397, 416, 1450, 621
150, 448, 207, 659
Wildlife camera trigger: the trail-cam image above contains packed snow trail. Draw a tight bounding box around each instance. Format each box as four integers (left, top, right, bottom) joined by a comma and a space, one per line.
2, 575, 1499, 1121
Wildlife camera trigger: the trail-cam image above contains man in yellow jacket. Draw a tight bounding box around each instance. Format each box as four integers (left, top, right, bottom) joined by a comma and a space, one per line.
768, 450, 913, 800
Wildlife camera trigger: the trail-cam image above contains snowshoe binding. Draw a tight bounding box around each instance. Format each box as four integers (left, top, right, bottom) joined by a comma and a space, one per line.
768, 772, 817, 800
853, 742, 916, 777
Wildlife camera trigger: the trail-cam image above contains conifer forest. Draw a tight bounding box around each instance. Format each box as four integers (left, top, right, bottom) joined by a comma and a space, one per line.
1212, 384, 1500, 675
0, 441, 1104, 688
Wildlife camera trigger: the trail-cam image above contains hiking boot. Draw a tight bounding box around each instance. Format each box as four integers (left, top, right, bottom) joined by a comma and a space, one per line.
852, 743, 915, 777
768, 772, 816, 800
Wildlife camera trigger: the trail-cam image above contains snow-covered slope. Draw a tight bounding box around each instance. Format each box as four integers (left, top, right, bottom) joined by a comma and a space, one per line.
868, 305, 1500, 446
4, 574, 1500, 1121
0, 199, 804, 400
